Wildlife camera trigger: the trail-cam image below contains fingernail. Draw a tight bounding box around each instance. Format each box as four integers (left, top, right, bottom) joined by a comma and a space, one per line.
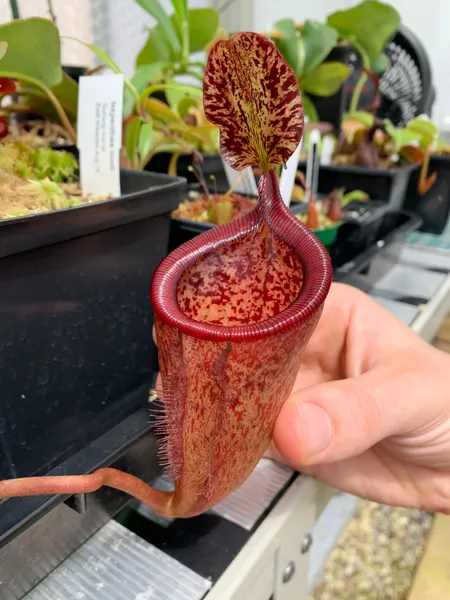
296, 402, 333, 457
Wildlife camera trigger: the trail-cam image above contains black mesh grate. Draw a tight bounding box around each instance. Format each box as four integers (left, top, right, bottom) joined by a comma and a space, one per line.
344, 26, 434, 127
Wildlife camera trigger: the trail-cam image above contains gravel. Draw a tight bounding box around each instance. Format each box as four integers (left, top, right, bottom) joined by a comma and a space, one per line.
310, 500, 434, 600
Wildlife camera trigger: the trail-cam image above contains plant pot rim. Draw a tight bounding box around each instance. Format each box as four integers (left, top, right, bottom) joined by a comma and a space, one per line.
304, 162, 419, 175
431, 153, 450, 161
0, 170, 186, 228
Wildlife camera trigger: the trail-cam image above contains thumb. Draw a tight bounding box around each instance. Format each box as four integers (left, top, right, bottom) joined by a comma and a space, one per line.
272, 374, 395, 466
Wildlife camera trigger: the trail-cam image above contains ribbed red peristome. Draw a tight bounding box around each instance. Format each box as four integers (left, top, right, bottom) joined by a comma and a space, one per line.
150, 170, 332, 342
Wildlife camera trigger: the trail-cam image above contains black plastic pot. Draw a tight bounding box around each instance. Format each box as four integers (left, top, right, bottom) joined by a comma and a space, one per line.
62, 65, 87, 82
0, 170, 185, 483
145, 152, 228, 189
169, 187, 260, 252
404, 154, 450, 235
308, 44, 352, 131
298, 161, 418, 211
169, 186, 389, 253
0, 409, 163, 597
333, 210, 422, 290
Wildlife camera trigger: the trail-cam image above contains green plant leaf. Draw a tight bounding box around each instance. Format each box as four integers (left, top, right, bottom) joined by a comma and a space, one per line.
138, 122, 154, 159
327, 0, 400, 64
25, 72, 79, 122
341, 112, 374, 143
371, 52, 390, 73
274, 18, 298, 75
341, 190, 369, 207
406, 116, 439, 148
126, 117, 142, 163
171, 0, 189, 63
344, 111, 375, 126
188, 8, 220, 53
136, 0, 181, 58
301, 20, 339, 74
0, 41, 7, 61
123, 63, 166, 117
178, 96, 198, 118
300, 62, 350, 96
66, 38, 122, 73
0, 18, 62, 87
67, 37, 141, 112
137, 25, 174, 66
137, 8, 220, 69
164, 80, 202, 113
385, 119, 422, 152
171, 0, 188, 23
301, 93, 319, 122
145, 97, 181, 123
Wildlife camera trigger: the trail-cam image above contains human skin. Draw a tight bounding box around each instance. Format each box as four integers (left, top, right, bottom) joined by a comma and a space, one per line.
266, 282, 450, 514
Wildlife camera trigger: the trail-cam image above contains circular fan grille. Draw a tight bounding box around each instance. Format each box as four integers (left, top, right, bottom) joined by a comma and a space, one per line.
378, 41, 423, 125
345, 27, 433, 127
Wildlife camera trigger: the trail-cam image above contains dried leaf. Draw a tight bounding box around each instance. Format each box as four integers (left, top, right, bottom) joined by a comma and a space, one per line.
203, 32, 303, 172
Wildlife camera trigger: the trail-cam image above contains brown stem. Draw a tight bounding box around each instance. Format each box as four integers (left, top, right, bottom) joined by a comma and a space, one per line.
418, 148, 431, 195
47, 0, 57, 25
0, 468, 174, 516
0, 71, 77, 144
0, 103, 33, 115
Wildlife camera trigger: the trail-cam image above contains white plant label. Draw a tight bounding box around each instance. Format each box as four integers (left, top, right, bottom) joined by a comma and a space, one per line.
77, 74, 124, 198
221, 157, 258, 196
279, 138, 303, 207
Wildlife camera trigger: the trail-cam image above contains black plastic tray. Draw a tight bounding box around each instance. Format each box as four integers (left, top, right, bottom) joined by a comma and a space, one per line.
0, 170, 184, 257
333, 210, 422, 289
145, 151, 228, 189
0, 170, 185, 483
169, 189, 389, 253
297, 161, 418, 211
0, 409, 162, 598
404, 154, 450, 234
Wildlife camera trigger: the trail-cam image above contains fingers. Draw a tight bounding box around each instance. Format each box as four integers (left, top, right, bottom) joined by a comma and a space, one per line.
272, 356, 442, 467
272, 377, 381, 466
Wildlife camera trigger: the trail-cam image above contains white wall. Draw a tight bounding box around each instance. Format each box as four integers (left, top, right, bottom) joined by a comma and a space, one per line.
224, 0, 450, 127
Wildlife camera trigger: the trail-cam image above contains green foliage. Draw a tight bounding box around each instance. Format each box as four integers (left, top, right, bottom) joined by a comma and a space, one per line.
274, 19, 298, 75
136, 0, 182, 58
0, 142, 78, 182
301, 94, 319, 122
25, 72, 79, 123
338, 111, 426, 166
384, 119, 422, 152
0, 18, 62, 87
301, 20, 338, 74
328, 0, 400, 110
123, 63, 166, 117
0, 19, 77, 140
270, 18, 350, 121
406, 116, 440, 148
23, 179, 82, 210
0, 42, 7, 60
327, 0, 400, 67
300, 62, 350, 96
135, 0, 220, 81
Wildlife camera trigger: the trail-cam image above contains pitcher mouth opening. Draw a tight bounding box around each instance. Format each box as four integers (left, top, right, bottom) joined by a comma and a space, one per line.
151, 174, 332, 343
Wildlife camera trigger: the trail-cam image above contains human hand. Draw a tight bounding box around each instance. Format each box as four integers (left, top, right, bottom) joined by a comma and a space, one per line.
266, 282, 450, 513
